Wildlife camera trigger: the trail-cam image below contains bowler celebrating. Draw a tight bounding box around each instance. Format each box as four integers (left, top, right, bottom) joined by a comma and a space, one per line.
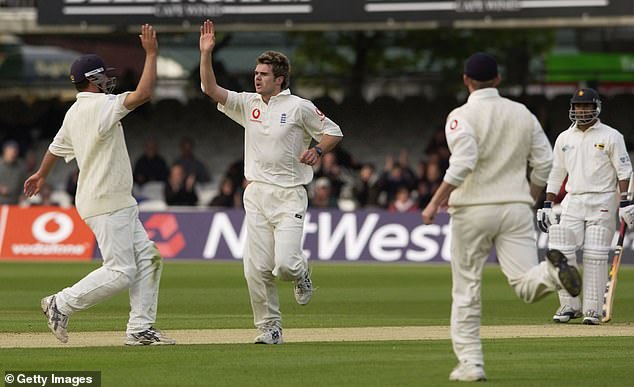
199, 20, 343, 344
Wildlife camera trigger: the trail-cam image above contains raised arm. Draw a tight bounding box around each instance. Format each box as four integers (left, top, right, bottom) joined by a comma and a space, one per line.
124, 24, 158, 110
199, 19, 228, 105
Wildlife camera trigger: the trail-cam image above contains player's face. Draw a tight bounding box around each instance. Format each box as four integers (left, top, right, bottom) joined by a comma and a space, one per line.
254, 64, 281, 97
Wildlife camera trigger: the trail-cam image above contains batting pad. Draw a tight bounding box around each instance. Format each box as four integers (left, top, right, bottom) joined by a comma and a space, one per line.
548, 224, 578, 260
582, 225, 611, 314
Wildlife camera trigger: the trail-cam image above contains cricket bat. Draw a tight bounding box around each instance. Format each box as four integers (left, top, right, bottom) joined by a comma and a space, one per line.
603, 174, 634, 323
602, 219, 627, 323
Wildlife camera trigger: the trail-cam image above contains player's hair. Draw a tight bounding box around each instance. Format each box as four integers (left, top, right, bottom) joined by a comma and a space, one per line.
256, 51, 291, 89
74, 79, 90, 92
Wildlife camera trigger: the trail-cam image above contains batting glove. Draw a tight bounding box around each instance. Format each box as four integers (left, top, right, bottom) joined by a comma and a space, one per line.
619, 200, 634, 229
536, 201, 556, 233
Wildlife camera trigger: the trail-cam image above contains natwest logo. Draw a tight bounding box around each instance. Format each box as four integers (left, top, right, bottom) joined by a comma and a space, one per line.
144, 214, 185, 258
0, 206, 95, 260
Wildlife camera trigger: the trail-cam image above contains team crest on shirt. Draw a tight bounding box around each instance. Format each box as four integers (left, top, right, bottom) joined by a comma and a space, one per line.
562, 144, 574, 152
250, 107, 262, 122
621, 155, 630, 164
594, 143, 605, 151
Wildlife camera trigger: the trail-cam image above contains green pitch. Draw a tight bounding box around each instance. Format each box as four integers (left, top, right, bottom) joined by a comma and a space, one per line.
1, 261, 634, 386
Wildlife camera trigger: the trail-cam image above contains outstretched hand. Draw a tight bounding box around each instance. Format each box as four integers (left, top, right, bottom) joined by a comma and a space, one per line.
200, 19, 216, 53
24, 173, 45, 198
139, 24, 158, 55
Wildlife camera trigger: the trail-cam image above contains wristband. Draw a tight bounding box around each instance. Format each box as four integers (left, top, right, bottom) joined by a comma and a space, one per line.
313, 146, 323, 156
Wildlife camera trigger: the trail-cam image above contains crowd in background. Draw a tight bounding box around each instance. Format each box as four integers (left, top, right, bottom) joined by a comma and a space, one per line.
0, 126, 450, 212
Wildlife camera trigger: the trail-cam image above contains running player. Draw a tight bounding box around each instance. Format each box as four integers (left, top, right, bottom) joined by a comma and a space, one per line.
422, 52, 581, 381
24, 24, 175, 346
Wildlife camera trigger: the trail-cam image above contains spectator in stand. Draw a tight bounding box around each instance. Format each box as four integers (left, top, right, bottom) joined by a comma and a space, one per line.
34, 182, 60, 206
314, 152, 345, 199
133, 139, 169, 186
353, 163, 380, 208
209, 177, 238, 208
174, 137, 211, 183
425, 126, 451, 171
388, 185, 419, 213
66, 168, 79, 205
376, 154, 417, 207
224, 156, 245, 191
416, 179, 434, 209
164, 164, 198, 206
425, 160, 443, 194
0, 140, 26, 204
310, 177, 338, 208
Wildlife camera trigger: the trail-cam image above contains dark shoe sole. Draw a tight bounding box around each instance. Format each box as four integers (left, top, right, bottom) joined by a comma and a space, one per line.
546, 249, 582, 297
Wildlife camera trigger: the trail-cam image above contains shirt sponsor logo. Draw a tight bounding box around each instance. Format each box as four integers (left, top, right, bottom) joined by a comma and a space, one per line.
281, 113, 287, 125
250, 107, 262, 122
595, 143, 605, 151
562, 144, 573, 152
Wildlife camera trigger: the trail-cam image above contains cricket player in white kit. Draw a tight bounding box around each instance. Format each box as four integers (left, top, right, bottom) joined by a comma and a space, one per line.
24, 25, 175, 346
422, 52, 581, 382
199, 20, 343, 344
537, 88, 634, 325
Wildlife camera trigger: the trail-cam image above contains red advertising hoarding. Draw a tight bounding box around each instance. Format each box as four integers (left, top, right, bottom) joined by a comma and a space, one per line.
0, 206, 95, 261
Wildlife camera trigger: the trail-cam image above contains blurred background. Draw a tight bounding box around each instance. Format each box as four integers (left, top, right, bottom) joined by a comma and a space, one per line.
1, 0, 634, 213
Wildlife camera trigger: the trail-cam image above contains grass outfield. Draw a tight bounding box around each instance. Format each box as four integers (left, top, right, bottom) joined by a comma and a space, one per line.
1, 261, 634, 386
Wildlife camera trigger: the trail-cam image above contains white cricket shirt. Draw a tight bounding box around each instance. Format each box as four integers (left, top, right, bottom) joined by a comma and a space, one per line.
49, 92, 137, 219
218, 89, 343, 187
546, 120, 632, 195
443, 88, 553, 207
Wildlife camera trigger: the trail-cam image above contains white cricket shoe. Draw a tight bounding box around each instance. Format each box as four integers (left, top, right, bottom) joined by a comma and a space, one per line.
582, 310, 601, 325
553, 304, 582, 323
449, 363, 487, 382
41, 295, 69, 343
293, 269, 314, 305
125, 327, 176, 346
254, 325, 283, 344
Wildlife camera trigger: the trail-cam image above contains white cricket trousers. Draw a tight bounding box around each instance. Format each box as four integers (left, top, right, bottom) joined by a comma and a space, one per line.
550, 192, 616, 315
54, 206, 163, 334
449, 203, 559, 366
242, 181, 308, 329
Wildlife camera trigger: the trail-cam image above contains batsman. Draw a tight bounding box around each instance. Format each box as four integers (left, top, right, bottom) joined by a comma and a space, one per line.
537, 88, 634, 324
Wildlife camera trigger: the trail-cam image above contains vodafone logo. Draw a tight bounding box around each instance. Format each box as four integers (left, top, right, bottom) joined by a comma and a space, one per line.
6, 209, 91, 257
251, 108, 261, 120
449, 119, 458, 130
32, 212, 74, 243
315, 107, 325, 121
145, 214, 186, 258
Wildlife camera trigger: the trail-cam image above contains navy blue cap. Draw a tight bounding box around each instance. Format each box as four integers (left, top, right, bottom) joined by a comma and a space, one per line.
464, 52, 498, 81
570, 88, 600, 104
69, 54, 113, 84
